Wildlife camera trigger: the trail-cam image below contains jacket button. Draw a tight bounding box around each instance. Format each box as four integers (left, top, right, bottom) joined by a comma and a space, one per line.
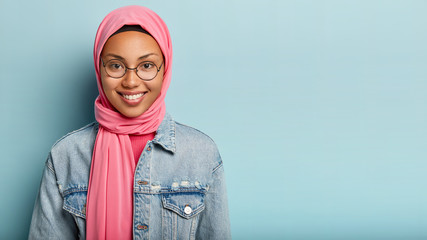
137, 180, 148, 185
184, 205, 192, 215
147, 146, 152, 151
137, 224, 148, 230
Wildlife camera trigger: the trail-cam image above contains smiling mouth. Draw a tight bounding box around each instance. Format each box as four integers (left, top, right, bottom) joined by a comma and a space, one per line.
119, 92, 146, 100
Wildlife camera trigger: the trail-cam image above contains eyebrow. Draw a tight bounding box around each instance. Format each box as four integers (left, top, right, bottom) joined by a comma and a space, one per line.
104, 53, 159, 60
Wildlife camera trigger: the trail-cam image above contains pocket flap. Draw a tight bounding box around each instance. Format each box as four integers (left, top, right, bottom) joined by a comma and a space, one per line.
62, 188, 87, 219
162, 192, 205, 219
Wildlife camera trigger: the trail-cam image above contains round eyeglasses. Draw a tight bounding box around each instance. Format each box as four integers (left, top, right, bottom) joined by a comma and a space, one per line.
101, 58, 163, 81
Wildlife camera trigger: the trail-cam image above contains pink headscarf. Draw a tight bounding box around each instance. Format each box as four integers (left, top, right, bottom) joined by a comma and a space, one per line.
86, 5, 172, 239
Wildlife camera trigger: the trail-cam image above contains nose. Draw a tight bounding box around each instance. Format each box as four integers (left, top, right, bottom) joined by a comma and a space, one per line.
121, 68, 140, 88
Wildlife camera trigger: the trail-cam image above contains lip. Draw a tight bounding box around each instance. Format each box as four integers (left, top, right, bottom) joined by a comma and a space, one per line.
117, 91, 147, 106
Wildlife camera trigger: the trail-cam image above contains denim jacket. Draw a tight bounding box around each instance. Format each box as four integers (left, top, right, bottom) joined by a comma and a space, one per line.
29, 113, 231, 240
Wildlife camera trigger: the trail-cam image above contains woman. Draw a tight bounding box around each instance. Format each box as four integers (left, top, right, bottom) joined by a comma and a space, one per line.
29, 5, 231, 240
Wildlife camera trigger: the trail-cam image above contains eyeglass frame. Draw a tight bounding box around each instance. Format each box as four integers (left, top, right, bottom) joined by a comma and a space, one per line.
101, 58, 164, 81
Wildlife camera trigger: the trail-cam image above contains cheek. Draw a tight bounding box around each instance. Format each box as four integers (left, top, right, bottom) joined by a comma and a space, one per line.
101, 75, 117, 93
154, 80, 163, 96
100, 73, 108, 91
149, 76, 163, 94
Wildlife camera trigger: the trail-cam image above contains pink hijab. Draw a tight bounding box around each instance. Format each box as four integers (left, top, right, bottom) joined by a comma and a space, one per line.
86, 5, 172, 239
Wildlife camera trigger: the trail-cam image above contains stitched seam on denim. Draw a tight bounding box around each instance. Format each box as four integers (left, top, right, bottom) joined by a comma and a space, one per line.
152, 141, 175, 153
62, 188, 87, 220
136, 187, 208, 192
163, 203, 205, 219
51, 122, 97, 148
63, 205, 86, 219
63, 187, 88, 196
148, 174, 152, 240
46, 155, 55, 174
161, 202, 166, 240
152, 113, 176, 153
134, 188, 207, 194
168, 118, 176, 152
212, 161, 223, 173
175, 121, 217, 146
133, 186, 136, 240
172, 211, 177, 240
162, 195, 205, 219
189, 215, 198, 240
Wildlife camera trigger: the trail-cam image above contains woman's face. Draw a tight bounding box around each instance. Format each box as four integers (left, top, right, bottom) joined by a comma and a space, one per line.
100, 31, 164, 118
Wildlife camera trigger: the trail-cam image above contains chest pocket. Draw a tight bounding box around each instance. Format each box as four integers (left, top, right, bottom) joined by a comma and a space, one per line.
162, 192, 205, 219
62, 188, 87, 219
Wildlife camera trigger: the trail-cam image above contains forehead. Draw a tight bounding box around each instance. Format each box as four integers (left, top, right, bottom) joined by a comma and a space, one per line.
101, 31, 163, 59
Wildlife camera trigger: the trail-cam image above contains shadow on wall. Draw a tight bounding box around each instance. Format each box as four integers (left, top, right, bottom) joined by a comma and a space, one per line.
23, 61, 98, 239
75, 63, 99, 125
64, 60, 99, 132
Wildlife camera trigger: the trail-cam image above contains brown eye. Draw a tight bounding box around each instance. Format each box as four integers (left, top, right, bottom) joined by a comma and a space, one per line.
110, 63, 122, 70
107, 60, 125, 72
103, 59, 126, 78
139, 62, 155, 71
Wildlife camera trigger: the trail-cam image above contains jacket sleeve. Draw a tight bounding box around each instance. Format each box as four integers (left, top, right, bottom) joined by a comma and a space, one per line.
28, 154, 79, 240
196, 160, 232, 239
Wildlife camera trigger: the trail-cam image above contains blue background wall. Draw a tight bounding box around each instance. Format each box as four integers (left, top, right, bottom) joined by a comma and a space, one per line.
1, 0, 427, 239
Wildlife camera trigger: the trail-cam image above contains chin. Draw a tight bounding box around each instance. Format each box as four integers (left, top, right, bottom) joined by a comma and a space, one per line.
119, 108, 147, 118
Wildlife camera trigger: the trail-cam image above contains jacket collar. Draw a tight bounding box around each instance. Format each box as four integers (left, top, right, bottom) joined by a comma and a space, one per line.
152, 112, 176, 153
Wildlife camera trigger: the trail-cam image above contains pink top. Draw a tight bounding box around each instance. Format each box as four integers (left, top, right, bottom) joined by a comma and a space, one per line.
129, 133, 155, 164
86, 5, 173, 239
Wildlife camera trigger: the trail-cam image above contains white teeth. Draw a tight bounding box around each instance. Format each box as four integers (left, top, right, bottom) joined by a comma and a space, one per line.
122, 93, 144, 100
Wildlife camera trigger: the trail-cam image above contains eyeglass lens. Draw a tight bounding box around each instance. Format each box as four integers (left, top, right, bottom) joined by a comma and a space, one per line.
104, 59, 160, 80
